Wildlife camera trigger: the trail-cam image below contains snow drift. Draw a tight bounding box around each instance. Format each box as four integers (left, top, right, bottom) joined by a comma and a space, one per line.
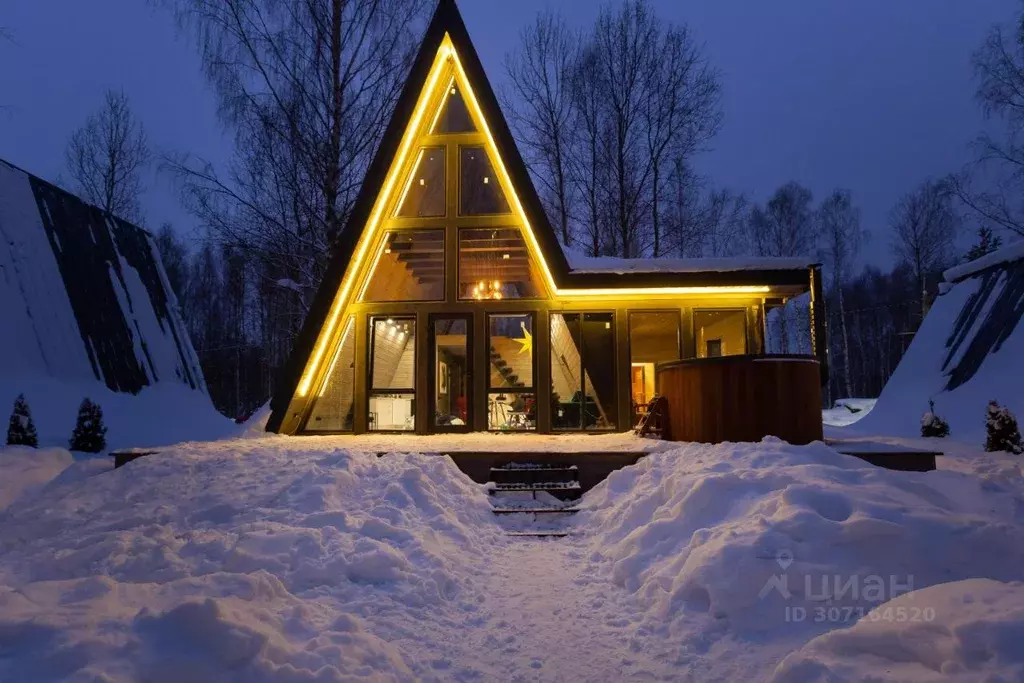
855, 241, 1024, 443
579, 438, 1024, 654
0, 442, 499, 681
771, 578, 1024, 682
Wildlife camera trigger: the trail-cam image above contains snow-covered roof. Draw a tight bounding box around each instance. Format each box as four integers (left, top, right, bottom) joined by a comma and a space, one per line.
943, 239, 1024, 283
0, 158, 206, 396
564, 247, 817, 275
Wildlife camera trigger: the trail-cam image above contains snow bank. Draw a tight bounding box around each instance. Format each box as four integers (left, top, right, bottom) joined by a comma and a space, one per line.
579, 438, 1024, 646
0, 377, 234, 449
822, 398, 877, 427
0, 442, 499, 681
771, 579, 1024, 682
0, 447, 73, 511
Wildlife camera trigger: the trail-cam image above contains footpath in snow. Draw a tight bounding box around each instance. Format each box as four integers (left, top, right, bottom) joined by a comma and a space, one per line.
0, 434, 1023, 681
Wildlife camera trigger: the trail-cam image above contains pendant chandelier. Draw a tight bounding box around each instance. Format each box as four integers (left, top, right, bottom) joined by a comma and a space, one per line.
471, 279, 503, 300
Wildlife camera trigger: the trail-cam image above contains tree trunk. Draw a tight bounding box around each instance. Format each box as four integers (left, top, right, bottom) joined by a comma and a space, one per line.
839, 287, 852, 398
652, 164, 660, 257
325, 0, 344, 244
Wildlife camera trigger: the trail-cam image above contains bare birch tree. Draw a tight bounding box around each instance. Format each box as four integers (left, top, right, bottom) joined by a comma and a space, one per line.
889, 179, 959, 321
818, 189, 866, 398
503, 9, 578, 247
956, 9, 1024, 237
64, 90, 150, 222
748, 182, 818, 257
163, 0, 428, 387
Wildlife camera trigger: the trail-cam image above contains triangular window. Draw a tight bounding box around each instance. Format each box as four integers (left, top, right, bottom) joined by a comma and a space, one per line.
431, 77, 476, 134
305, 316, 356, 431
396, 147, 446, 218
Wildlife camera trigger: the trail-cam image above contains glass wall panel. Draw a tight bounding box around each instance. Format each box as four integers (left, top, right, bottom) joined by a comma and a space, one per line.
396, 147, 445, 218
305, 317, 356, 431
487, 313, 535, 430
433, 317, 469, 428
458, 228, 544, 300
431, 78, 476, 134
362, 230, 444, 302
629, 311, 681, 427
369, 317, 416, 431
550, 313, 617, 430
694, 309, 747, 358
460, 146, 510, 215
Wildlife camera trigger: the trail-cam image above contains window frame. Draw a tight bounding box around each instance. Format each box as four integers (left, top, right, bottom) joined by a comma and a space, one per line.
692, 307, 749, 359
360, 228, 447, 304
549, 310, 618, 432
486, 311, 537, 432
394, 146, 447, 219
367, 314, 418, 433
457, 144, 512, 218
456, 226, 544, 302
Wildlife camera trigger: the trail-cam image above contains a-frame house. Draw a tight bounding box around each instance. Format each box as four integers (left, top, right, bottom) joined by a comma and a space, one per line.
267, 0, 826, 436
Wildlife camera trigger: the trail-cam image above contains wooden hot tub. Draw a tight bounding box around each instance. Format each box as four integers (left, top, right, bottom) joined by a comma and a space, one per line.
656, 355, 823, 445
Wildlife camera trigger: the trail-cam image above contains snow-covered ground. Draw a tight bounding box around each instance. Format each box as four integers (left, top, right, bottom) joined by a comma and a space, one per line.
1, 433, 1022, 681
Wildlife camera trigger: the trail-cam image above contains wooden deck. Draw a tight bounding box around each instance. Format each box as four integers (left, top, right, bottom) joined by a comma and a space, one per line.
826, 439, 941, 472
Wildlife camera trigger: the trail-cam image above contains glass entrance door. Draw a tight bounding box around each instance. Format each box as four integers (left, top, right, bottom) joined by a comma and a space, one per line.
429, 315, 472, 431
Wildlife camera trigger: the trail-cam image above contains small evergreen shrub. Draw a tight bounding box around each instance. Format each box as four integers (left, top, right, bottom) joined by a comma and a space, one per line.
6, 394, 39, 447
69, 398, 107, 453
920, 400, 950, 438
985, 401, 1023, 455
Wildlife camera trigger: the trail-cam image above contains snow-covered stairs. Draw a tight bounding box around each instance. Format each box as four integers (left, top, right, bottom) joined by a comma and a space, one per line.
488, 463, 581, 537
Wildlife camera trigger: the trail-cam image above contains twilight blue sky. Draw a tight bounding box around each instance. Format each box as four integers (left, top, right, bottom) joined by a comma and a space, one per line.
0, 0, 1017, 268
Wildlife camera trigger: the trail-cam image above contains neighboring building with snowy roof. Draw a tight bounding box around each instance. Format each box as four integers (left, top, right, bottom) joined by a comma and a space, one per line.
267, 0, 827, 436
855, 240, 1024, 441
0, 158, 224, 447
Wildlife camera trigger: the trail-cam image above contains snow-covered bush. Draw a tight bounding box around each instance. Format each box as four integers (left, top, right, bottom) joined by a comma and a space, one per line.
985, 400, 1023, 455
6, 394, 38, 448
920, 399, 950, 438
69, 398, 107, 453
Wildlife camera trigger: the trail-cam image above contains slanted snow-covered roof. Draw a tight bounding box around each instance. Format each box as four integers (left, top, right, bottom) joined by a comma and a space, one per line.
943, 239, 1024, 284
563, 247, 817, 275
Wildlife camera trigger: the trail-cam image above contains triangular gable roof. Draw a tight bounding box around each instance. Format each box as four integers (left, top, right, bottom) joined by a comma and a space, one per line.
267, 0, 569, 432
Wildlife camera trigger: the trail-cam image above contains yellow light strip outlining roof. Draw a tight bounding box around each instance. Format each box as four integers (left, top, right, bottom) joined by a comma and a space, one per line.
296, 36, 778, 399
296, 41, 452, 397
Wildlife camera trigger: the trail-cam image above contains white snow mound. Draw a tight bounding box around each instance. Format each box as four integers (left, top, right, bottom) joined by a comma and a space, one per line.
0, 443, 499, 681
579, 438, 1024, 642
771, 578, 1024, 682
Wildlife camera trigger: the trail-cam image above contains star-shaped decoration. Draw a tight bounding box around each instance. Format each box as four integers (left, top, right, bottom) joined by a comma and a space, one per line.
514, 322, 532, 355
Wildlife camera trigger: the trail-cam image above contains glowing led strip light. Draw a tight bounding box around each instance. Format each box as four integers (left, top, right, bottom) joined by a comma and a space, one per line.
296, 43, 452, 397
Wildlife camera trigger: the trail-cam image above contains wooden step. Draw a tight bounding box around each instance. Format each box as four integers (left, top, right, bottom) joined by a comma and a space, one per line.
489, 464, 578, 485
489, 481, 582, 494
491, 507, 580, 515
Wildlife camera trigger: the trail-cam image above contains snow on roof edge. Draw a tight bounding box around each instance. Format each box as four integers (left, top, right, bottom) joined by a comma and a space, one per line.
563, 246, 817, 275
942, 239, 1024, 283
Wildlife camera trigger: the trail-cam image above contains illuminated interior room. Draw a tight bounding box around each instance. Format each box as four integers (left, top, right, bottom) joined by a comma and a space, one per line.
266, 0, 827, 436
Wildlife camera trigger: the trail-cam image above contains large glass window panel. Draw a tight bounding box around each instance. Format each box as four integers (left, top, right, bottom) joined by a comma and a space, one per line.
550, 313, 617, 430
396, 147, 445, 217
433, 317, 469, 428
488, 314, 535, 431
629, 311, 681, 427
694, 309, 747, 358
362, 230, 444, 302
459, 228, 544, 300
306, 317, 356, 431
460, 146, 510, 215
431, 78, 476, 134
582, 313, 617, 430
369, 317, 416, 431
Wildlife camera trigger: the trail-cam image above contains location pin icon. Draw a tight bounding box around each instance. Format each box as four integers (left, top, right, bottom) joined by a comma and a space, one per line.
776, 549, 794, 570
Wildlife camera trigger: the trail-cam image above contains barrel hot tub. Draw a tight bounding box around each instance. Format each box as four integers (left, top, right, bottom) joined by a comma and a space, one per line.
656, 355, 823, 445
